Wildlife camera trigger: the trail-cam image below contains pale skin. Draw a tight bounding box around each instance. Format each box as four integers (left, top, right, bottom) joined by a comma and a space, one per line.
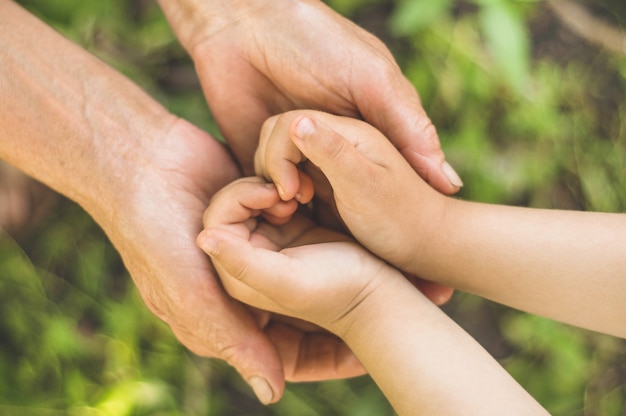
197, 178, 549, 416
156, 0, 463, 190
253, 110, 626, 339
2, 0, 461, 404
0, 1, 365, 405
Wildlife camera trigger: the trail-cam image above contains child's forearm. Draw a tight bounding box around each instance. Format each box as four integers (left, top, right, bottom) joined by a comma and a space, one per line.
342, 277, 548, 416
415, 199, 626, 337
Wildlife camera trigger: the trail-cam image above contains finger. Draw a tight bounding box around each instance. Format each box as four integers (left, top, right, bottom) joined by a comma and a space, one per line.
256, 114, 308, 201
353, 68, 463, 195
197, 227, 295, 311
261, 197, 299, 225
295, 169, 314, 204
170, 303, 286, 404
406, 274, 455, 306
266, 322, 366, 382
203, 178, 295, 229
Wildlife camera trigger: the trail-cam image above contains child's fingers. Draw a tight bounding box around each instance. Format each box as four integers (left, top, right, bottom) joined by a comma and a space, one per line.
203, 178, 297, 230
256, 115, 314, 203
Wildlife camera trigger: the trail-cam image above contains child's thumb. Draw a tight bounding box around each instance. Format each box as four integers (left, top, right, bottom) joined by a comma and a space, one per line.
198, 228, 256, 281
197, 228, 288, 298
290, 115, 368, 193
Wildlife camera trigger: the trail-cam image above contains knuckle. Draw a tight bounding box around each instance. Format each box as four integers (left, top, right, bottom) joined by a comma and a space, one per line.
415, 116, 443, 155
227, 258, 251, 286
320, 132, 347, 163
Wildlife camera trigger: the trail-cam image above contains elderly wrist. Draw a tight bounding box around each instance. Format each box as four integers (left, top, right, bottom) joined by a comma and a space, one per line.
76, 114, 180, 233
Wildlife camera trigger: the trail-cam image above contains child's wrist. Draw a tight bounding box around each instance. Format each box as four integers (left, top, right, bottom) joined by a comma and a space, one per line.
408, 194, 462, 283
332, 269, 417, 343
398, 187, 451, 275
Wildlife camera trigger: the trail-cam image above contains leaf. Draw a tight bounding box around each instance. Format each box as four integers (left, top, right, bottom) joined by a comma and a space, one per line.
479, 1, 531, 95
390, 0, 452, 36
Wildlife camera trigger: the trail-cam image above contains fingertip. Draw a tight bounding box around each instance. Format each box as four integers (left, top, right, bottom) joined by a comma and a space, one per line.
292, 115, 317, 143
276, 183, 294, 201
403, 150, 463, 196
264, 181, 292, 202
442, 161, 463, 189
196, 230, 218, 255
431, 286, 455, 306
226, 333, 285, 405
247, 376, 277, 405
411, 276, 455, 306
197, 228, 244, 259
295, 170, 315, 204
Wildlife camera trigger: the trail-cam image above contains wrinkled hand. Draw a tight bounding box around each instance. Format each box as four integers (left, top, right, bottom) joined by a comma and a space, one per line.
105, 120, 363, 405
184, 0, 461, 194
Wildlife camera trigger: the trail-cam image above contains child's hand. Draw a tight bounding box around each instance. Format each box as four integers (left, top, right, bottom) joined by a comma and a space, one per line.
200, 177, 371, 381
254, 110, 449, 276
198, 177, 402, 337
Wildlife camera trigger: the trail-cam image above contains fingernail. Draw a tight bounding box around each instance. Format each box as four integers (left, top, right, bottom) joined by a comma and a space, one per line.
197, 232, 218, 254
248, 376, 274, 405
267, 181, 285, 199
276, 184, 288, 200
442, 161, 463, 188
293, 116, 316, 140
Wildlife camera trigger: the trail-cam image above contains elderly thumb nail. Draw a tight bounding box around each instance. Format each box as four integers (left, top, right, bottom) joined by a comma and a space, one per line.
293, 116, 316, 141
248, 376, 274, 405
442, 161, 463, 188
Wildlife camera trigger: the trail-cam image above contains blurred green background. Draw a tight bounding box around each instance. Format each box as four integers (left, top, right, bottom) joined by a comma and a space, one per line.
2, 0, 625, 414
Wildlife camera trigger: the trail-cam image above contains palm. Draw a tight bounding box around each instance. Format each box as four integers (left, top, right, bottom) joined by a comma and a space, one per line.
110, 120, 364, 390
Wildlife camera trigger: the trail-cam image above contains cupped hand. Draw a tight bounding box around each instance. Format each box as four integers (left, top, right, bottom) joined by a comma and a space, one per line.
185, 0, 462, 194
104, 119, 363, 405
197, 176, 396, 337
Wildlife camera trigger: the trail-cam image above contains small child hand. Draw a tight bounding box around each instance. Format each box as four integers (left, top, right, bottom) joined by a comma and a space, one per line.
254, 110, 448, 275
197, 177, 400, 336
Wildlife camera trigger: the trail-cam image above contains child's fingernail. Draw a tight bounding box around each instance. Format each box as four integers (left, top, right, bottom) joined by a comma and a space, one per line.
197, 232, 218, 254
294, 116, 316, 140
442, 161, 463, 188
248, 376, 274, 405
276, 184, 288, 200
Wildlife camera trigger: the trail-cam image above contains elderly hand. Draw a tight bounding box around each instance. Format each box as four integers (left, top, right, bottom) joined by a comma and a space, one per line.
158, 0, 463, 194
108, 121, 365, 404
0, 1, 364, 405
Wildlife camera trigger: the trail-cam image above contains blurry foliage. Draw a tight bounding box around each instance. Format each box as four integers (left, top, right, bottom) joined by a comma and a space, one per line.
2, 0, 625, 414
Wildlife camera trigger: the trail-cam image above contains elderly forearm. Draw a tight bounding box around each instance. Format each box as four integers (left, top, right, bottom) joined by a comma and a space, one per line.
0, 1, 177, 228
